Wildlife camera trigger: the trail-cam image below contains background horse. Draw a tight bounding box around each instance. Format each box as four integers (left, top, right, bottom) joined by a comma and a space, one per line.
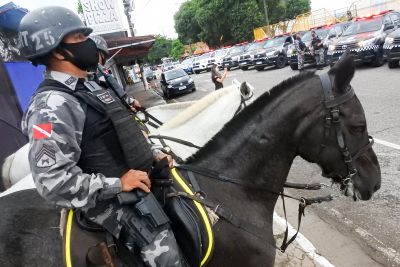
0, 53, 380, 266
0, 80, 253, 190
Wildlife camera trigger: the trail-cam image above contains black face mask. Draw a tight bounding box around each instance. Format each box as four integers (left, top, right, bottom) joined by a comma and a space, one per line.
58, 38, 99, 71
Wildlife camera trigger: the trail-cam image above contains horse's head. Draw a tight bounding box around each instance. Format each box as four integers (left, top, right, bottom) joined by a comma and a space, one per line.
298, 52, 381, 200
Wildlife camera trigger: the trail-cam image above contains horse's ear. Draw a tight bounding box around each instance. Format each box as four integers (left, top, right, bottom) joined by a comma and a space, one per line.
328, 50, 355, 94
240, 82, 251, 98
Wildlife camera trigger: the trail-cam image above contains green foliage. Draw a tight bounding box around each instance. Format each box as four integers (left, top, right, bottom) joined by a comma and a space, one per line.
171, 39, 185, 60
174, 0, 311, 46
285, 0, 311, 20
77, 0, 83, 14
145, 35, 173, 64
174, 1, 201, 44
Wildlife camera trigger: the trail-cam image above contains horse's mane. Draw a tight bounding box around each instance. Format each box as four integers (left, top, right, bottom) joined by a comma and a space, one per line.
187, 71, 316, 162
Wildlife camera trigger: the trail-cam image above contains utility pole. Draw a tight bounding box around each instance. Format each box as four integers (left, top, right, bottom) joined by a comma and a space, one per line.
263, 0, 269, 25
123, 0, 135, 37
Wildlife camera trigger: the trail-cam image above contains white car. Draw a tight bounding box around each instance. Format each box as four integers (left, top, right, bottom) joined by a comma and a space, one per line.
207, 48, 230, 70
192, 52, 213, 74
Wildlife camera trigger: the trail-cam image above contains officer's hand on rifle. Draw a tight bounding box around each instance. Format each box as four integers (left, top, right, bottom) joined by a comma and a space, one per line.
154, 152, 173, 168
120, 169, 151, 192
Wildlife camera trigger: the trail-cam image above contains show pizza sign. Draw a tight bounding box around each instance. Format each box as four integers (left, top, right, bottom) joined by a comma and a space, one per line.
81, 0, 123, 34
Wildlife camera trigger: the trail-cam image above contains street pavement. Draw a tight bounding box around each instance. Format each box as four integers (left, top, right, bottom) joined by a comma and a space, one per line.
153, 63, 400, 266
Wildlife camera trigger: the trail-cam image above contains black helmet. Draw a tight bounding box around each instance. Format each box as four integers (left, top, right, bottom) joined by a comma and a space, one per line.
18, 6, 92, 61
89, 35, 109, 54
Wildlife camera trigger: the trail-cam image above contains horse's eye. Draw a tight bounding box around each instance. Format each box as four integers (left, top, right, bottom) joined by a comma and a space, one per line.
350, 125, 366, 134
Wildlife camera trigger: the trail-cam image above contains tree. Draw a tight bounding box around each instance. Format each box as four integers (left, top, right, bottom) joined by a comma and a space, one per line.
174, 1, 201, 44
285, 0, 311, 20
145, 35, 173, 64
170, 39, 185, 60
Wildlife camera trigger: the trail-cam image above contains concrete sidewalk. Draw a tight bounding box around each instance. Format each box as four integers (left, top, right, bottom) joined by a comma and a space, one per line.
125, 82, 166, 108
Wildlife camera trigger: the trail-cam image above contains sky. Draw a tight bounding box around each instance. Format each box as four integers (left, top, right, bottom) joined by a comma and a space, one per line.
2, 0, 352, 38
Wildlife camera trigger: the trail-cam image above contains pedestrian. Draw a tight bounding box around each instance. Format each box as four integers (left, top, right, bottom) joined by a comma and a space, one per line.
18, 6, 188, 267
311, 30, 325, 70
294, 34, 306, 71
347, 10, 354, 21
211, 63, 227, 90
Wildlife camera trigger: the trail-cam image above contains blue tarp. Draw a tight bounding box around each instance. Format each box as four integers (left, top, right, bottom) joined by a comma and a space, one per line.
0, 2, 28, 31
5, 62, 45, 112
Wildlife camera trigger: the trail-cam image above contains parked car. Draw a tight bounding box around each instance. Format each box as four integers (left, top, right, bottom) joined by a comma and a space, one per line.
192, 52, 213, 74
253, 35, 293, 70
207, 48, 230, 70
238, 39, 270, 70
161, 62, 175, 72
160, 68, 196, 99
328, 10, 400, 67
221, 43, 249, 70
383, 27, 400, 68
179, 57, 196, 74
143, 68, 157, 82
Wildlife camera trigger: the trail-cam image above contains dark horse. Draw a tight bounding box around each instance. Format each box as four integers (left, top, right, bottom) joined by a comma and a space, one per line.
0, 54, 381, 267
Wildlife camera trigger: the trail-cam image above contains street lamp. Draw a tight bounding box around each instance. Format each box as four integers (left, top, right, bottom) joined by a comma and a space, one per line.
123, 0, 135, 37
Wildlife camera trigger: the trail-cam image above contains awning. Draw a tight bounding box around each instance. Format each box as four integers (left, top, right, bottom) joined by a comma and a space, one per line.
105, 35, 156, 65
0, 2, 28, 31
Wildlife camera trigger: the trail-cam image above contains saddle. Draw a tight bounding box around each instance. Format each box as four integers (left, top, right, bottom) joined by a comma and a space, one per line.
60, 166, 214, 267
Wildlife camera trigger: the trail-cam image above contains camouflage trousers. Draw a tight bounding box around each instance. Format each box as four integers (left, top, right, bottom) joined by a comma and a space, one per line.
314, 49, 325, 67
82, 197, 188, 267
297, 52, 305, 70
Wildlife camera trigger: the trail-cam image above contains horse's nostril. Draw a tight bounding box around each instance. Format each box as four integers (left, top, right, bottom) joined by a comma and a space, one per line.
374, 182, 381, 192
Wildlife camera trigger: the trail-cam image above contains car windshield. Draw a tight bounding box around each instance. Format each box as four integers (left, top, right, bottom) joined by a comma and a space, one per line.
301, 28, 330, 42
247, 41, 268, 51
215, 49, 228, 56
165, 69, 187, 81
342, 17, 383, 36
228, 46, 245, 54
264, 36, 287, 48
181, 58, 194, 64
199, 53, 211, 59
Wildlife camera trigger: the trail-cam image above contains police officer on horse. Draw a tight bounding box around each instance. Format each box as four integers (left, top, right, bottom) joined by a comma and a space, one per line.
18, 6, 187, 266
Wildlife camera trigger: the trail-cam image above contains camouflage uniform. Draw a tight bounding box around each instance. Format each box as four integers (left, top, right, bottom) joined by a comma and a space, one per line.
21, 70, 187, 267
311, 35, 325, 68
295, 39, 305, 70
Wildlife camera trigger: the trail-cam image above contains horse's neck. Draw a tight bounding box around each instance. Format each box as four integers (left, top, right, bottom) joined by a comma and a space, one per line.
190, 74, 323, 192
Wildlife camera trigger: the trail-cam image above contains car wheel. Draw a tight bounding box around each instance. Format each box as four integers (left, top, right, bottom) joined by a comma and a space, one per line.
194, 71, 199, 74
290, 64, 298, 70
276, 55, 286, 69
241, 66, 248, 70
227, 67, 231, 71
372, 49, 384, 67
256, 66, 265, 71
192, 87, 196, 92
388, 60, 399, 69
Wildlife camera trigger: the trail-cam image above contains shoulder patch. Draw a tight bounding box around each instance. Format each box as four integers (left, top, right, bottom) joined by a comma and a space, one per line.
97, 91, 115, 104
33, 123, 52, 140
35, 144, 56, 168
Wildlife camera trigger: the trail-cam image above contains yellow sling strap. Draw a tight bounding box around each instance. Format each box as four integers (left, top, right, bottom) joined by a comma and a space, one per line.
171, 167, 214, 266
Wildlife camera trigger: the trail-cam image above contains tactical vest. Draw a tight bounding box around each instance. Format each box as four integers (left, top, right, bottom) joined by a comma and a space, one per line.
36, 79, 154, 178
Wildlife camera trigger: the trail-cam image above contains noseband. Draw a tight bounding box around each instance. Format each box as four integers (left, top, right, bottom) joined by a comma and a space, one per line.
319, 73, 374, 193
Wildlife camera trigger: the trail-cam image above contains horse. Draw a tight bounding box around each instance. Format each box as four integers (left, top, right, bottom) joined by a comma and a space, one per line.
0, 80, 253, 190
0, 53, 381, 266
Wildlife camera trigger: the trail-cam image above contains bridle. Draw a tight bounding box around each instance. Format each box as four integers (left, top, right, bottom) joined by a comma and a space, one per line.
318, 73, 374, 196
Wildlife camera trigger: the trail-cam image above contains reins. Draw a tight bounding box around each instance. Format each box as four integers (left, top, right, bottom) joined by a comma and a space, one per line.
174, 164, 333, 252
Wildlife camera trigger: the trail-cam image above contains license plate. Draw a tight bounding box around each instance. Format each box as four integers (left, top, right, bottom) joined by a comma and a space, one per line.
256, 61, 262, 65
179, 86, 186, 90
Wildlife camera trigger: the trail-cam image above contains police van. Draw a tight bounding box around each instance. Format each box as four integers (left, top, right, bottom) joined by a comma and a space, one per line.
328, 10, 400, 67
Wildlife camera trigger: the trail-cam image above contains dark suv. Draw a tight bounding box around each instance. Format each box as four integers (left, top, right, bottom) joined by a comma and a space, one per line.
252, 35, 293, 70
383, 27, 400, 68
238, 39, 270, 70
328, 10, 400, 67
221, 43, 249, 70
